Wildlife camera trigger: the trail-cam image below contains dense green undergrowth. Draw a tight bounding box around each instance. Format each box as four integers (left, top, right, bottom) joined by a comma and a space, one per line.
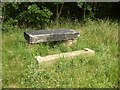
2, 19, 118, 88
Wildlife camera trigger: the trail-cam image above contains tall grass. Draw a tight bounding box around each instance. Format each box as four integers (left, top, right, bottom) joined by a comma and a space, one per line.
2, 19, 118, 88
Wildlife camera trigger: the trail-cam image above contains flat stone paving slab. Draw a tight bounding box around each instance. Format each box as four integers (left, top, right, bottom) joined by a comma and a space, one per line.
24, 29, 80, 43
35, 48, 95, 64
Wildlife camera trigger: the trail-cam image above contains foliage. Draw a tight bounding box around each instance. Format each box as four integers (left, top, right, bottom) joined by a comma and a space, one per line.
77, 2, 95, 20
2, 2, 120, 30
2, 2, 21, 20
2, 19, 118, 88
17, 4, 53, 28
2, 3, 53, 28
2, 18, 19, 32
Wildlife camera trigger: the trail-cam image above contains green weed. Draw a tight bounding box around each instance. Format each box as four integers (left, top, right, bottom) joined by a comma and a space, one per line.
2, 19, 118, 88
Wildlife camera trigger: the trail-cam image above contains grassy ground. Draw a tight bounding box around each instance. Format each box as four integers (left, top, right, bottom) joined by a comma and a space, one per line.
2, 19, 118, 88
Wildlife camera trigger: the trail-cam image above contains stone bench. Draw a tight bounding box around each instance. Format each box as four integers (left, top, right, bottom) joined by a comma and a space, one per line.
24, 29, 80, 44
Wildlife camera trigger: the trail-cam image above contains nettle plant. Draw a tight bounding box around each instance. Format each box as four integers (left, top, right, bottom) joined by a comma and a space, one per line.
18, 4, 53, 28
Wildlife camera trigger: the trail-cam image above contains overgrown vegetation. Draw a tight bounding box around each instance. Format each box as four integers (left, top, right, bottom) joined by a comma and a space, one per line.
2, 2, 120, 28
2, 18, 118, 88
2, 2, 119, 88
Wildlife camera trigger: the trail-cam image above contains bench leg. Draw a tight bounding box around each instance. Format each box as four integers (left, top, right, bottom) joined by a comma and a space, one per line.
64, 39, 77, 46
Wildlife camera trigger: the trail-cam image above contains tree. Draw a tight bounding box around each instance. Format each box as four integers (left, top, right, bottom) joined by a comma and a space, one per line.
54, 2, 64, 26
77, 2, 95, 20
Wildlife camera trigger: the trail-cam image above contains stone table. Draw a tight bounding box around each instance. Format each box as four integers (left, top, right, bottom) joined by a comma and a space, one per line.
24, 29, 80, 44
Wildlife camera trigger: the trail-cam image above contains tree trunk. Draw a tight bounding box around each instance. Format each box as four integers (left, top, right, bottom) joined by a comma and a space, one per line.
83, 2, 86, 20
56, 2, 64, 26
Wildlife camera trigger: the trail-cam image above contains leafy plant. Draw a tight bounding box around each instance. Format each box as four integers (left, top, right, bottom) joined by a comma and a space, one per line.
17, 4, 53, 28
77, 2, 95, 20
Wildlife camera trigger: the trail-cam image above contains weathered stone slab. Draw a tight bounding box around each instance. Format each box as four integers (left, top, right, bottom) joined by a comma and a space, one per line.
35, 48, 95, 63
24, 29, 80, 43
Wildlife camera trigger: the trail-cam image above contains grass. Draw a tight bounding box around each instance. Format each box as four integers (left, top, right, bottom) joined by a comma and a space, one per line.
2, 19, 118, 88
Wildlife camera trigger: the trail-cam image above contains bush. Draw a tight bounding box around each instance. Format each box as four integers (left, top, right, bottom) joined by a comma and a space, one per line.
17, 4, 53, 28
2, 18, 19, 32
